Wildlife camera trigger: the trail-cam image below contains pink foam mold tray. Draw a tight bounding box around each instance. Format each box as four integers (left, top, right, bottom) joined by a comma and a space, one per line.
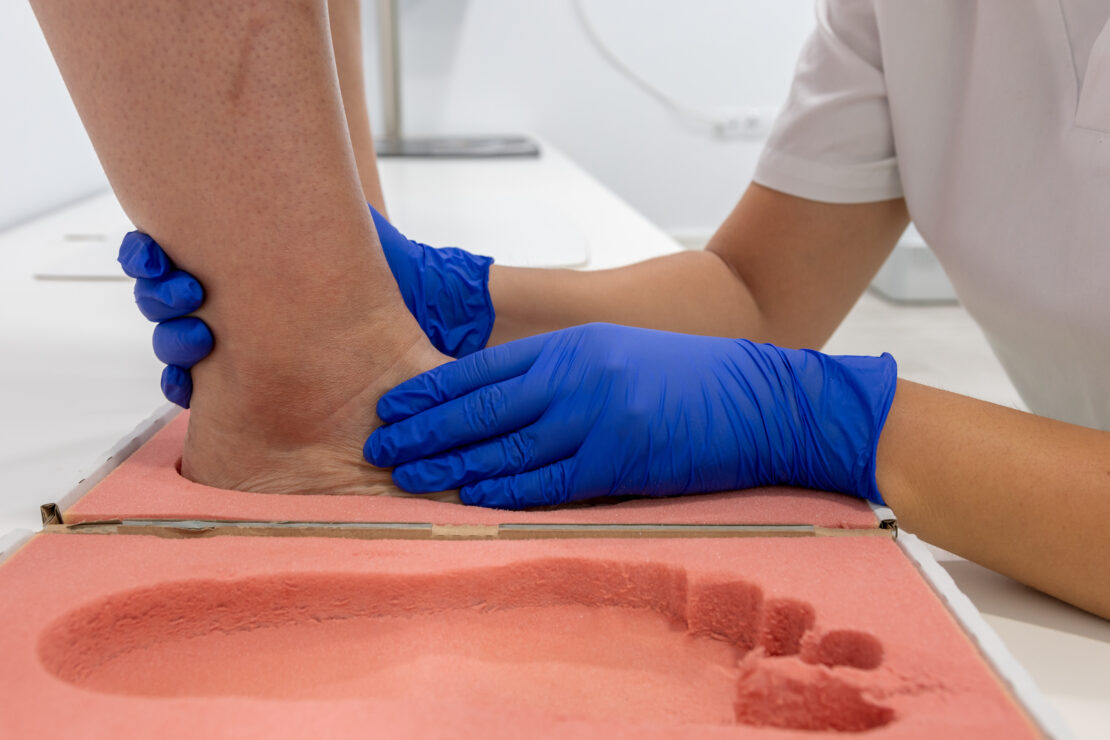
52, 409, 883, 531
0, 533, 1041, 738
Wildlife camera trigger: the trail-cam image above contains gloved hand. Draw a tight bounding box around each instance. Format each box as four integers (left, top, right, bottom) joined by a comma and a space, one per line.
117, 231, 211, 408
117, 205, 495, 408
365, 323, 897, 509
369, 206, 494, 358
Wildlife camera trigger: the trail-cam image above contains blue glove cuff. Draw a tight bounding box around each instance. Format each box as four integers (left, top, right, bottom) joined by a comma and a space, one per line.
775, 347, 897, 506
835, 352, 897, 506
369, 204, 495, 358
418, 246, 495, 357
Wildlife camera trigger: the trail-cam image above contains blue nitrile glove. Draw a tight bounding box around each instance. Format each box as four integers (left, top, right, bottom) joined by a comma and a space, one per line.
118, 231, 212, 408
365, 323, 897, 510
369, 206, 495, 358
117, 205, 495, 407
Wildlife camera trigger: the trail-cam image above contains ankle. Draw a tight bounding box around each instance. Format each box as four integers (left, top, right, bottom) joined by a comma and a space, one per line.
179, 317, 448, 493
194, 313, 427, 427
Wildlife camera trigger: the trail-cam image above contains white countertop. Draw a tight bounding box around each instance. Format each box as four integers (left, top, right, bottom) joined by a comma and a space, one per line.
1, 144, 1106, 737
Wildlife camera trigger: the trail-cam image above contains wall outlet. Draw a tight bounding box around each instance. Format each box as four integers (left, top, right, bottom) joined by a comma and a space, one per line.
713, 106, 776, 139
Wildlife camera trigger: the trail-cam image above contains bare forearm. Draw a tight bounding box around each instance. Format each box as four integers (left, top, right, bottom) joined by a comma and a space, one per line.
488, 184, 908, 349
487, 250, 765, 345
878, 380, 1110, 618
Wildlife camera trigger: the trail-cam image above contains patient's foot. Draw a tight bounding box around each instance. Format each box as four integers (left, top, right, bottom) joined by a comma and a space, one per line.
180, 321, 459, 499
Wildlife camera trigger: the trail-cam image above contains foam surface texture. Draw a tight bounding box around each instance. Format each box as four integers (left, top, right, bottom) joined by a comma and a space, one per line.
0, 534, 1035, 738
64, 413, 878, 527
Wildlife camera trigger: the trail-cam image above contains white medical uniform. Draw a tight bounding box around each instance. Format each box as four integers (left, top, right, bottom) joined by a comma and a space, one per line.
753, 0, 1110, 429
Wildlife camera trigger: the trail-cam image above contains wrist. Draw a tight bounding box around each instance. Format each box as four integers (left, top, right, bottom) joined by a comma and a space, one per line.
369, 204, 494, 358
757, 344, 898, 504
418, 244, 495, 357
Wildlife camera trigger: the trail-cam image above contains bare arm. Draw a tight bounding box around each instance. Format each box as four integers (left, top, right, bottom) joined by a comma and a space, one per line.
488, 183, 909, 348
878, 381, 1110, 618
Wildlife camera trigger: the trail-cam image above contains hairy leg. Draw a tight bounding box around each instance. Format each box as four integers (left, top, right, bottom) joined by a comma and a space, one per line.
32, 0, 447, 495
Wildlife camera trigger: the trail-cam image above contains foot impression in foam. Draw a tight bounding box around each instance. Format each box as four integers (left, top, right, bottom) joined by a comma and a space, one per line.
39, 558, 891, 731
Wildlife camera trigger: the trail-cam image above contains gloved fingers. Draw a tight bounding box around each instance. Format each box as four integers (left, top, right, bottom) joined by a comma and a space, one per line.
390, 415, 576, 492
133, 270, 204, 322
118, 231, 173, 279
376, 334, 546, 423
160, 365, 193, 409
459, 458, 579, 510
152, 317, 214, 369
366, 374, 548, 468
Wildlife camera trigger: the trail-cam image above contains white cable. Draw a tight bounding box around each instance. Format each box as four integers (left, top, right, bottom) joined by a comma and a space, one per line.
572, 0, 761, 137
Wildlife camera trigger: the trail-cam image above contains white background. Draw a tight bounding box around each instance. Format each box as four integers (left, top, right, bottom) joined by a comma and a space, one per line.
0, 0, 814, 237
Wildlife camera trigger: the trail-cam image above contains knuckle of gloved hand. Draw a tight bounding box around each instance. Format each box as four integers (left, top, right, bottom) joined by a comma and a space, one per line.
133, 286, 164, 321
118, 232, 155, 276
544, 463, 573, 506
499, 432, 533, 471
464, 384, 504, 434
170, 271, 204, 308
469, 352, 497, 385
495, 483, 522, 510
585, 321, 623, 345
579, 321, 608, 337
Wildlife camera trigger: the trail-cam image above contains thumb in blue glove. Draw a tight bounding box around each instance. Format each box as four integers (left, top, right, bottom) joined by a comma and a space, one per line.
118, 206, 495, 408
365, 323, 897, 509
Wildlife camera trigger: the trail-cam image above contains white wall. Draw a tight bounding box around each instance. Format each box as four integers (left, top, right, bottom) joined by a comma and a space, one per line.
0, 2, 109, 231
0, 0, 815, 237
369, 0, 814, 237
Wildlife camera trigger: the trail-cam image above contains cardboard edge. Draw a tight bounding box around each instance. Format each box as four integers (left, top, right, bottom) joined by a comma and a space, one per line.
43, 403, 180, 524
0, 529, 35, 566
897, 532, 1072, 740
47, 520, 869, 540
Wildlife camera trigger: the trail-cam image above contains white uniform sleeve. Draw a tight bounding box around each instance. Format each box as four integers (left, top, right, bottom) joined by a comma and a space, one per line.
754, 0, 903, 203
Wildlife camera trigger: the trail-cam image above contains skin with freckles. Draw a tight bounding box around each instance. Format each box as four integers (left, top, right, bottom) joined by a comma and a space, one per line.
30, 0, 447, 494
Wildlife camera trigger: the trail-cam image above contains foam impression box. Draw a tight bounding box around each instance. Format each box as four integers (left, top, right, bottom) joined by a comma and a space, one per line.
1, 533, 1046, 738
11, 407, 1063, 736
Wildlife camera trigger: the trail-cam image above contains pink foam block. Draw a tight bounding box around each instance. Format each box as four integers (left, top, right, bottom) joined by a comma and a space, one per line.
64, 413, 878, 528
0, 534, 1035, 738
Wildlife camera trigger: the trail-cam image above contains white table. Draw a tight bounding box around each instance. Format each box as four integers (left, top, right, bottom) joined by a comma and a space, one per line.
1, 144, 1106, 737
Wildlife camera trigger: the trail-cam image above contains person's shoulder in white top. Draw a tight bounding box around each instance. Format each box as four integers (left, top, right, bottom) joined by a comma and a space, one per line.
755, 0, 1110, 430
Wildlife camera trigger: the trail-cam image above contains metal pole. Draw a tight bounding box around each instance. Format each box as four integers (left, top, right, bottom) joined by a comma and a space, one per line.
371, 0, 538, 157
377, 0, 402, 142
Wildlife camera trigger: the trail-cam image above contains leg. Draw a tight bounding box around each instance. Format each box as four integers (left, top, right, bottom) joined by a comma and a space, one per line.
31, 0, 447, 494
328, 0, 388, 214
